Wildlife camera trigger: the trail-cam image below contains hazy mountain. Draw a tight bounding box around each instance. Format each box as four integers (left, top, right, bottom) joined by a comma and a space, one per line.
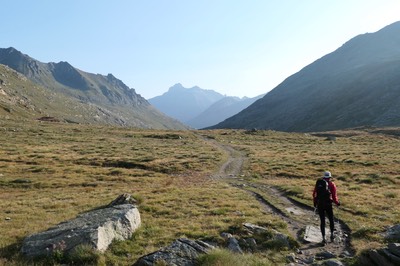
210, 21, 400, 132
0, 47, 187, 129
187, 94, 264, 129
148, 83, 225, 123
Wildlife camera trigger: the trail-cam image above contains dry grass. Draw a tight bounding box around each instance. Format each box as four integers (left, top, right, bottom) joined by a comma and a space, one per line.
0, 120, 273, 265
1, 120, 399, 264
208, 129, 400, 253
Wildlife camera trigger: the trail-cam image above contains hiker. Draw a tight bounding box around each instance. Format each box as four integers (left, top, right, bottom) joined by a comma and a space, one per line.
313, 171, 340, 244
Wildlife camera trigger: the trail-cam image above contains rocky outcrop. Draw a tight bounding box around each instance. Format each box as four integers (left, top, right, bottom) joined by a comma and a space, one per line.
21, 195, 141, 258
133, 238, 214, 266
133, 222, 296, 266
242, 223, 292, 250
357, 242, 400, 265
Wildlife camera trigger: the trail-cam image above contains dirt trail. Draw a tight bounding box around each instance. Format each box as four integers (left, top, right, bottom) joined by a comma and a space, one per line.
201, 134, 353, 264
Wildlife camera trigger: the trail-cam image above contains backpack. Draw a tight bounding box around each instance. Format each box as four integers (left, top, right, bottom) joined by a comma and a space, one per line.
315, 178, 331, 204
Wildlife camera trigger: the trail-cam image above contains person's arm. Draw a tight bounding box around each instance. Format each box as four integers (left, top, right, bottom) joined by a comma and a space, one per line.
329, 182, 340, 205
312, 185, 317, 207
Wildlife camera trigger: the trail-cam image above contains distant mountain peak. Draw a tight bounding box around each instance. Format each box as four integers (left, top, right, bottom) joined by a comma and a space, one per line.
3, 47, 20, 53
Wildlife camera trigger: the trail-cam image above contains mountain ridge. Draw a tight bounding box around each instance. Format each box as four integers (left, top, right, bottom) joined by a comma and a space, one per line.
0, 47, 187, 129
209, 21, 400, 132
149, 83, 225, 123
149, 83, 263, 128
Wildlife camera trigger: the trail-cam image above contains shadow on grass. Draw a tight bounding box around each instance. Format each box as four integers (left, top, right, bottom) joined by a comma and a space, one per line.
0, 238, 28, 264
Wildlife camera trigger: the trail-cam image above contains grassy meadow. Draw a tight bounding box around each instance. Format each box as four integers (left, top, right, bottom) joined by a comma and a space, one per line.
210, 129, 400, 252
0, 119, 399, 265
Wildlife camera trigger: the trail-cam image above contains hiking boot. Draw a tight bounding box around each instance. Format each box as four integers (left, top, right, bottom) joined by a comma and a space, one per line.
330, 232, 335, 242
321, 237, 327, 246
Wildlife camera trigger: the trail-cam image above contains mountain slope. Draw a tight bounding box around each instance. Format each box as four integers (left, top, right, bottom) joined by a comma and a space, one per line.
187, 94, 264, 129
148, 83, 225, 123
0, 47, 187, 129
210, 21, 400, 132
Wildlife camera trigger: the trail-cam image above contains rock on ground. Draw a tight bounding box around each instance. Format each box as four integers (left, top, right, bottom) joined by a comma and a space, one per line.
133, 238, 214, 266
385, 224, 400, 242
357, 242, 400, 266
21, 198, 140, 258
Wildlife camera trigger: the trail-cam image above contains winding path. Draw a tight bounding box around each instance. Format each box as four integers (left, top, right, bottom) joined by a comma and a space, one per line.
200, 134, 354, 264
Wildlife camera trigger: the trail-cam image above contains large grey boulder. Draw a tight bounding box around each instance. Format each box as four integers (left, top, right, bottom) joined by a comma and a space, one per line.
21, 196, 141, 258
133, 238, 214, 266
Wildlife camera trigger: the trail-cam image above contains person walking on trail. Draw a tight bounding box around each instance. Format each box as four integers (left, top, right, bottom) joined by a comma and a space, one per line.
313, 171, 340, 245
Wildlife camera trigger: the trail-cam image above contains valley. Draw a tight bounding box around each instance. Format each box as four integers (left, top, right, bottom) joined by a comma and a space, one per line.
0, 119, 399, 265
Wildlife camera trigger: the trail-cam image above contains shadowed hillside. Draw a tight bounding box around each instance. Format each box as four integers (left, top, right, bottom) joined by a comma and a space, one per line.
210, 21, 400, 132
187, 94, 264, 129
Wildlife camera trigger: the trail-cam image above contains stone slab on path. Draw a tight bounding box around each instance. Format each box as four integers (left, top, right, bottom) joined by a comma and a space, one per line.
304, 225, 323, 243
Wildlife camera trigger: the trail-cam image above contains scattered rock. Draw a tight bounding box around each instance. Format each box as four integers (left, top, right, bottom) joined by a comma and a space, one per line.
243, 222, 269, 234
245, 238, 257, 252
339, 250, 352, 258
381, 248, 400, 265
299, 256, 315, 264
227, 237, 243, 254
133, 238, 214, 266
220, 232, 233, 239
286, 253, 297, 263
5, 217, 11, 221
21, 194, 141, 258
11, 179, 32, 184
368, 249, 394, 266
357, 242, 400, 266
243, 223, 292, 249
316, 251, 337, 260
385, 224, 400, 242
388, 243, 400, 257
37, 116, 60, 122
108, 193, 137, 206
272, 229, 291, 249
324, 259, 344, 266
326, 136, 337, 142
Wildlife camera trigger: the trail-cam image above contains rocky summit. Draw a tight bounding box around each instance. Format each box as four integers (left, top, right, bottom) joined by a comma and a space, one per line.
0, 47, 187, 129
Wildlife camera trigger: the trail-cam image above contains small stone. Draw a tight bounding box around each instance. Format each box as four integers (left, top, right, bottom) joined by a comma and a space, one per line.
324, 259, 344, 266
388, 242, 400, 257
296, 248, 303, 254
5, 217, 11, 221
286, 253, 297, 263
339, 250, 352, 258
220, 232, 233, 239
227, 237, 243, 254
316, 251, 336, 259
384, 224, 400, 242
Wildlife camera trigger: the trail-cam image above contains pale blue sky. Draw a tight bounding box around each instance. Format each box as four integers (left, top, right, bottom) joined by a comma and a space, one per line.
1, 1, 400, 99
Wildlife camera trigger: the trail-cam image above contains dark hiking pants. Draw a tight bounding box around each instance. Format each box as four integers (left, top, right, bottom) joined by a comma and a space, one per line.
318, 204, 334, 238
